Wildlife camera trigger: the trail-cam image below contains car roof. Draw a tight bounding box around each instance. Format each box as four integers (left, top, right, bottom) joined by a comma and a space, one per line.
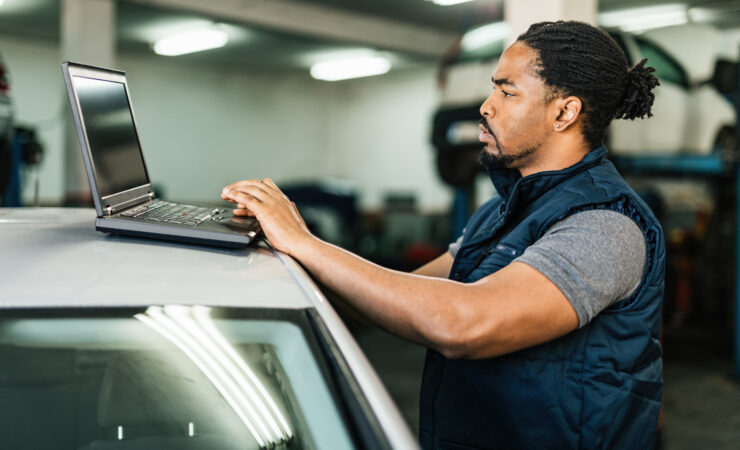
0, 208, 313, 309
0, 207, 420, 449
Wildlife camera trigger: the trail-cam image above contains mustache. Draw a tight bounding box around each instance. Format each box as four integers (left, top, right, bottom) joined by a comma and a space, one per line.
479, 118, 499, 148
479, 118, 494, 135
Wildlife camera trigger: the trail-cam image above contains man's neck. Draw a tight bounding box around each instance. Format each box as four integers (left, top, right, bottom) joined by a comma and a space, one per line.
517, 138, 591, 177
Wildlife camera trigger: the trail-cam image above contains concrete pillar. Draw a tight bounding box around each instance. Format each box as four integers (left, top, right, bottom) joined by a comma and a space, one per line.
504, 0, 597, 44
60, 0, 116, 204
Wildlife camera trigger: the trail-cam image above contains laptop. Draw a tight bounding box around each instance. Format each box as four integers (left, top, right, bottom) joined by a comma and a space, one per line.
61, 61, 260, 248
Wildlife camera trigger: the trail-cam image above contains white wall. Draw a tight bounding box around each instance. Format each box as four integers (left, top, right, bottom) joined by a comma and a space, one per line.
325, 67, 451, 210
0, 33, 452, 212
119, 54, 338, 204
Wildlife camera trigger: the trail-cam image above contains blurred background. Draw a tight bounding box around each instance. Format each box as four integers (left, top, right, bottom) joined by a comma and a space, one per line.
1, 0, 739, 448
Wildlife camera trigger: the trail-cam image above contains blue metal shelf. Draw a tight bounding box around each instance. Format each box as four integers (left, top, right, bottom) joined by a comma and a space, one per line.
611, 154, 733, 175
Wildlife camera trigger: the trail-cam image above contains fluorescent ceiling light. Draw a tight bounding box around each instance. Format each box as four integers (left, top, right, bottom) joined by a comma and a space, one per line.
427, 0, 476, 5
192, 306, 292, 441
135, 305, 293, 447
687, 7, 719, 23
310, 56, 391, 81
153, 29, 228, 56
462, 21, 510, 51
136, 309, 267, 447
599, 4, 688, 32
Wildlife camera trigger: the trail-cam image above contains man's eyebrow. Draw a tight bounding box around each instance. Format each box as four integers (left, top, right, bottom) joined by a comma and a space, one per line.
492, 77, 518, 89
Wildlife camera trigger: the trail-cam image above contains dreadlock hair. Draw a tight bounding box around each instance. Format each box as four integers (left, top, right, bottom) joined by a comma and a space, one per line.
516, 21, 660, 149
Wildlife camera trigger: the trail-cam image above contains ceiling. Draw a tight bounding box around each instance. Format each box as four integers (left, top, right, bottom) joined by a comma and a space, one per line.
0, 0, 738, 73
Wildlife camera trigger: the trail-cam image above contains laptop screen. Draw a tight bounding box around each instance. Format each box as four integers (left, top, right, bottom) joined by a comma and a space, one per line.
73, 76, 149, 198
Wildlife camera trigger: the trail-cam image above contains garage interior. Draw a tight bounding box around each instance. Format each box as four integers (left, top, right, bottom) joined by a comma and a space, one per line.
1, 0, 740, 448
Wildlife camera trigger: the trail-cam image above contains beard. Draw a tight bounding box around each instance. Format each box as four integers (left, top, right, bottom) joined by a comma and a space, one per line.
478, 119, 539, 171
478, 146, 538, 171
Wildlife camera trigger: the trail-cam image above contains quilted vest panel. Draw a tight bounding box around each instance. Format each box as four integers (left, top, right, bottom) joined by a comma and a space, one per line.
419, 147, 665, 450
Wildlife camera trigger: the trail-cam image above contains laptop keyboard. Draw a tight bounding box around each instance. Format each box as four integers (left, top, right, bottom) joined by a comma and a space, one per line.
120, 200, 224, 226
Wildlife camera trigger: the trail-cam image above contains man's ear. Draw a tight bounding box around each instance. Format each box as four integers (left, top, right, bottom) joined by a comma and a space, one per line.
553, 96, 582, 132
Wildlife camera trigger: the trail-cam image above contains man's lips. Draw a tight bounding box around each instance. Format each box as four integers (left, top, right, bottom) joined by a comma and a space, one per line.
479, 124, 494, 143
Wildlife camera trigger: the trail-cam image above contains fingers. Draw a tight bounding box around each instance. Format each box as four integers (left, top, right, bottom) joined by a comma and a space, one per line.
224, 179, 273, 192
222, 180, 282, 221
233, 208, 255, 217
222, 178, 293, 219
221, 194, 237, 203
223, 184, 271, 204
223, 178, 284, 198
222, 180, 259, 201
224, 190, 263, 214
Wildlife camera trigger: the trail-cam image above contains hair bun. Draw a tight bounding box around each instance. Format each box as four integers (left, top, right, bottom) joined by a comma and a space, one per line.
614, 59, 660, 120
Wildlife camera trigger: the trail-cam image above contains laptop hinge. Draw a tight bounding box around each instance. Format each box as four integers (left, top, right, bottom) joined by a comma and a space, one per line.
105, 192, 155, 215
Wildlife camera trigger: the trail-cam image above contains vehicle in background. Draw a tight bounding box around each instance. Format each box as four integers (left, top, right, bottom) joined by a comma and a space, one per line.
436, 25, 735, 159
0, 52, 14, 203
0, 208, 418, 450
608, 27, 735, 156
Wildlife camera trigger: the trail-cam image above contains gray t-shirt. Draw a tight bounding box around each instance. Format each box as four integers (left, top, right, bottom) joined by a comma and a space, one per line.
448, 210, 646, 328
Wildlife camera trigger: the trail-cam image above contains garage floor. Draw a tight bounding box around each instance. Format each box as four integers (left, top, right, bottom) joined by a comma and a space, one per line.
354, 325, 740, 449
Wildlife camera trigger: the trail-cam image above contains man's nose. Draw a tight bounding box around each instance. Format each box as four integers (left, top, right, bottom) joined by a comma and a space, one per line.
480, 93, 495, 118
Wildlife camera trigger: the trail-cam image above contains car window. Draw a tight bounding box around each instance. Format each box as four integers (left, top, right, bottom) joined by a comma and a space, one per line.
634, 37, 689, 88
0, 307, 371, 450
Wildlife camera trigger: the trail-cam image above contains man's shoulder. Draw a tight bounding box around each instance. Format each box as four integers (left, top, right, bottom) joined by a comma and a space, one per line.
559, 160, 631, 197
549, 209, 643, 237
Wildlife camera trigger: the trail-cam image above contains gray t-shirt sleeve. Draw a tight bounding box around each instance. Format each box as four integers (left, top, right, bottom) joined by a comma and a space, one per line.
448, 233, 464, 258
514, 210, 646, 328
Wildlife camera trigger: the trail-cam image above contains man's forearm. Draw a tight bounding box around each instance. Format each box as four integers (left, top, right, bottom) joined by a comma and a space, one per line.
222, 179, 578, 359
412, 252, 454, 278
291, 236, 465, 350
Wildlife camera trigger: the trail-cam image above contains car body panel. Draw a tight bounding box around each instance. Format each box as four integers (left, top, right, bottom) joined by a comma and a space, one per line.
685, 85, 735, 152
278, 254, 419, 450
643, 24, 724, 85
0, 208, 306, 309
0, 207, 419, 449
610, 81, 689, 155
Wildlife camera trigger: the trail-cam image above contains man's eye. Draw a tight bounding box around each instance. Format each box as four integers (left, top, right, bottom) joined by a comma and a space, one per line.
491, 86, 513, 97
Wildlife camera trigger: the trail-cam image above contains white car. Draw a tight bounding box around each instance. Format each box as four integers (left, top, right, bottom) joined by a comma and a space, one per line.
437, 26, 735, 157
0, 208, 418, 450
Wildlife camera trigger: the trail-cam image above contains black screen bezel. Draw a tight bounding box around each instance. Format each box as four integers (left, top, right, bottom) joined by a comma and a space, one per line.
62, 62, 152, 216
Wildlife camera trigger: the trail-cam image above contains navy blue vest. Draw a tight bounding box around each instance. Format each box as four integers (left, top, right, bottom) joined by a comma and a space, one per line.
419, 146, 665, 449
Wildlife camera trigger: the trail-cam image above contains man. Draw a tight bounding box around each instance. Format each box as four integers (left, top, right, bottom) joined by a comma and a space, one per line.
222, 21, 664, 449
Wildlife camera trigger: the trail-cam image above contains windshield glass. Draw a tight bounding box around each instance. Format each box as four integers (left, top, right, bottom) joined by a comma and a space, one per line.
0, 307, 355, 450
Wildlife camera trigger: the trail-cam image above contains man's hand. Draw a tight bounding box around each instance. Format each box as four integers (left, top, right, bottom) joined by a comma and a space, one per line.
221, 178, 313, 256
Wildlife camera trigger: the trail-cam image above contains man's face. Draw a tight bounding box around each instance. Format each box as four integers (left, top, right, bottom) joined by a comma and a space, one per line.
478, 42, 553, 171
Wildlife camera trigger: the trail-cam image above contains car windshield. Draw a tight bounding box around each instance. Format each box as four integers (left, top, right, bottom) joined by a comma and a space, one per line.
0, 307, 357, 450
